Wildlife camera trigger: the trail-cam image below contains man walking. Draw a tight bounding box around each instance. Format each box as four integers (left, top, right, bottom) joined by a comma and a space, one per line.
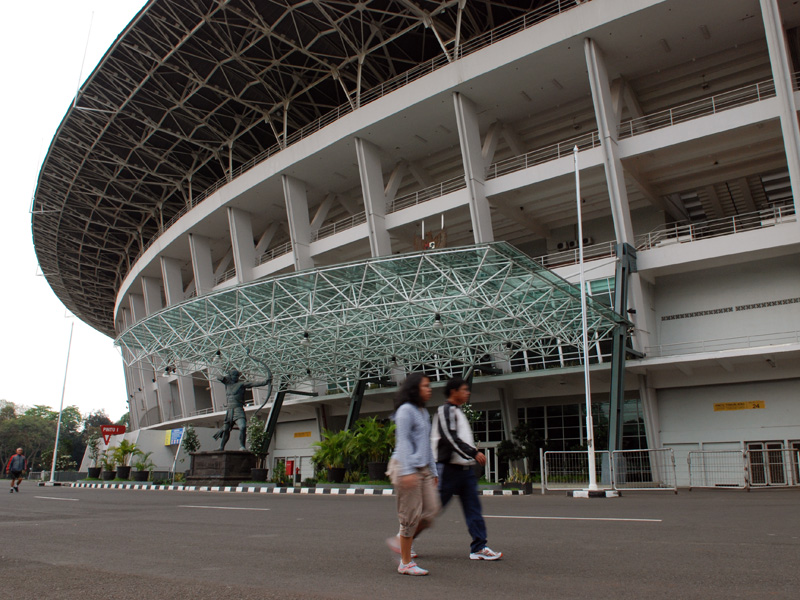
432, 378, 502, 560
5, 448, 27, 493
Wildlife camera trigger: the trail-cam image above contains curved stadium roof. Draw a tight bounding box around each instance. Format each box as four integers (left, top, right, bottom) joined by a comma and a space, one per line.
32, 0, 551, 337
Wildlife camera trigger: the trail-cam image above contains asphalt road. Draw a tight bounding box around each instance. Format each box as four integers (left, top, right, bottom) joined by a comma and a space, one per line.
1, 484, 798, 599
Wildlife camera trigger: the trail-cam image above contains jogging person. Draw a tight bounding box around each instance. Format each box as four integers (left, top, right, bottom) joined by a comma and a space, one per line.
6, 448, 27, 493
431, 377, 503, 560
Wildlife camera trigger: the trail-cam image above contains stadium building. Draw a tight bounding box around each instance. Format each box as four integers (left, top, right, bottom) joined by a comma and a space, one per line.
33, 0, 800, 486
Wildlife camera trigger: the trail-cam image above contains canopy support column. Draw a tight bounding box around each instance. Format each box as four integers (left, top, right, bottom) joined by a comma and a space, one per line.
608, 243, 637, 453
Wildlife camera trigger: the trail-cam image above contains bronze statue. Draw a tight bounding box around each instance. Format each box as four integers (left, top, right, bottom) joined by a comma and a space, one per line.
213, 350, 272, 451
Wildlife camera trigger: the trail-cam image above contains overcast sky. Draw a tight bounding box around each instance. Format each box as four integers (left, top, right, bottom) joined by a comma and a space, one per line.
0, 1, 148, 421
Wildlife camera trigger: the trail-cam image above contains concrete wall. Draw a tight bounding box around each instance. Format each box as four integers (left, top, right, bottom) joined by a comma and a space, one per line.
654, 255, 800, 348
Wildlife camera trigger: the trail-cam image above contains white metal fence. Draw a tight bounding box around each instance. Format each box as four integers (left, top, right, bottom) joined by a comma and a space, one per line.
543, 450, 612, 491
542, 449, 677, 492
687, 451, 749, 490
612, 449, 677, 492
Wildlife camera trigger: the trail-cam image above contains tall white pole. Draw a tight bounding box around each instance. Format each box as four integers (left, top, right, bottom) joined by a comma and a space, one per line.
574, 146, 598, 491
50, 322, 74, 483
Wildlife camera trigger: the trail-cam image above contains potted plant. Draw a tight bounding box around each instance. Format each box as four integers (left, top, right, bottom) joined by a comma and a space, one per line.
247, 416, 270, 482
503, 467, 533, 494
132, 451, 155, 482
312, 429, 354, 483
353, 417, 395, 481
86, 432, 102, 479
112, 439, 139, 480
100, 448, 117, 480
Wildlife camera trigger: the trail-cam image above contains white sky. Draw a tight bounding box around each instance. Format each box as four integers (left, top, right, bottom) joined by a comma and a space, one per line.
0, 1, 148, 421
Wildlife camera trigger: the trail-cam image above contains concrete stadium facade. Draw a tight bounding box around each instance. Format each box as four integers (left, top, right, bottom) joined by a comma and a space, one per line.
35, 0, 800, 485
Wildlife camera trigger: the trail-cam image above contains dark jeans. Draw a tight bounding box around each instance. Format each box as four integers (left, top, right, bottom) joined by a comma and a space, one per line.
438, 463, 487, 554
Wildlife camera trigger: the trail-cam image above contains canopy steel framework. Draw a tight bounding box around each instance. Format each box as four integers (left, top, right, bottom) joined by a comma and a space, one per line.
31, 0, 553, 337
116, 243, 629, 392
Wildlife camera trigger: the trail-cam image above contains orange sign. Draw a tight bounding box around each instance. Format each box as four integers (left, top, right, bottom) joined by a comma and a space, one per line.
713, 401, 765, 412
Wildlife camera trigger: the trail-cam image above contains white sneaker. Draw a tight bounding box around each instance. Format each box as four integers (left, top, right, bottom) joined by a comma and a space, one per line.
397, 561, 428, 576
469, 546, 503, 560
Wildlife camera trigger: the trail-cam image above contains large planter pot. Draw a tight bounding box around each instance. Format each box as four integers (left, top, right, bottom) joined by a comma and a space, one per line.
367, 461, 388, 481
116, 466, 132, 480
503, 482, 533, 494
87, 467, 101, 479
250, 468, 269, 482
132, 470, 150, 482
327, 467, 346, 483
101, 470, 116, 481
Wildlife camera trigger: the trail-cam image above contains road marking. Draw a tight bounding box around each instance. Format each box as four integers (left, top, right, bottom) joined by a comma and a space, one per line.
484, 515, 661, 522
34, 496, 79, 501
179, 505, 271, 511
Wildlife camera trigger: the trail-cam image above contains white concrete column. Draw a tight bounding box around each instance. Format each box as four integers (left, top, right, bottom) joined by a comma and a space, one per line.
129, 293, 147, 323
355, 138, 393, 257
638, 375, 661, 449
227, 206, 256, 283
188, 233, 215, 295
160, 257, 185, 306
760, 0, 800, 211
141, 277, 164, 315
282, 175, 315, 270
584, 38, 634, 244
453, 92, 494, 243
176, 371, 197, 418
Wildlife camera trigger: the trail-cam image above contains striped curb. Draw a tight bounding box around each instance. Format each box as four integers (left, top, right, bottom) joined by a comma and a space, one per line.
67, 482, 527, 495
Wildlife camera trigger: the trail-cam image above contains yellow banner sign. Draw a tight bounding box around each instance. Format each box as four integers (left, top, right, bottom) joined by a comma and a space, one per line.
714, 401, 765, 412
294, 431, 312, 438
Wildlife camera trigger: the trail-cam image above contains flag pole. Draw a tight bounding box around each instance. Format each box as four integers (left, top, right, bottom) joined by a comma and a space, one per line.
574, 146, 598, 491
50, 321, 74, 483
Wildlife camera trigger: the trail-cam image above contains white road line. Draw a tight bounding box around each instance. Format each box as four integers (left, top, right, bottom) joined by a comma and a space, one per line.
34, 496, 79, 501
484, 515, 661, 522
179, 505, 271, 511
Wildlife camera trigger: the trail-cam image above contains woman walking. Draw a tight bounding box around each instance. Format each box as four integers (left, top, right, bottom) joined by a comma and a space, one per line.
386, 372, 440, 576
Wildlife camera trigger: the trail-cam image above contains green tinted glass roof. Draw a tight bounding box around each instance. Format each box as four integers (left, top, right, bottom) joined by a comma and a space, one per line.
117, 243, 627, 391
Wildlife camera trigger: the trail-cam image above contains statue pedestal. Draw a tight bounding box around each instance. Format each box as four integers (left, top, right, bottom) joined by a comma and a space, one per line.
186, 451, 256, 487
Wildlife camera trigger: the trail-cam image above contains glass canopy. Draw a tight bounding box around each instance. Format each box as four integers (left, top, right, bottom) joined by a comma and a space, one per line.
116, 243, 628, 392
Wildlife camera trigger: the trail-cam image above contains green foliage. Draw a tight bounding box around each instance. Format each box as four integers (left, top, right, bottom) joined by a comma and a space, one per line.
312, 428, 355, 469
460, 403, 481, 424
497, 422, 549, 471
344, 470, 362, 483
0, 400, 17, 423
86, 432, 102, 467
270, 459, 291, 485
352, 417, 395, 464
181, 424, 201, 453
0, 414, 56, 471
247, 417, 270, 468
40, 450, 78, 471
112, 439, 140, 467
506, 468, 533, 484
117, 412, 130, 426
133, 451, 155, 473
100, 448, 117, 471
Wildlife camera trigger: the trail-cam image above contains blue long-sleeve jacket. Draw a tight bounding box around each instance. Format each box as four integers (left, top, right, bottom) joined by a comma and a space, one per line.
391, 403, 437, 477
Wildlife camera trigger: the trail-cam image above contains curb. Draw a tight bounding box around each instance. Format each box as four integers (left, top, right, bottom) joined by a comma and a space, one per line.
68, 482, 528, 496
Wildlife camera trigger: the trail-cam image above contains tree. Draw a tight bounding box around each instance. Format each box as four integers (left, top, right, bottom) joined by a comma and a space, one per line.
117, 412, 130, 426
24, 405, 58, 420
0, 415, 56, 471
0, 400, 17, 423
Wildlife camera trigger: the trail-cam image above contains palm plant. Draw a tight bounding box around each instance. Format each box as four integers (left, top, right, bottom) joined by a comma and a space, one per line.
112, 439, 140, 467
353, 417, 396, 463
133, 451, 155, 473
312, 429, 355, 470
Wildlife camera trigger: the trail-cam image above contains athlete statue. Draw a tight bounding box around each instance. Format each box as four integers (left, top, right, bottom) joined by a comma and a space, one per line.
212, 349, 272, 451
